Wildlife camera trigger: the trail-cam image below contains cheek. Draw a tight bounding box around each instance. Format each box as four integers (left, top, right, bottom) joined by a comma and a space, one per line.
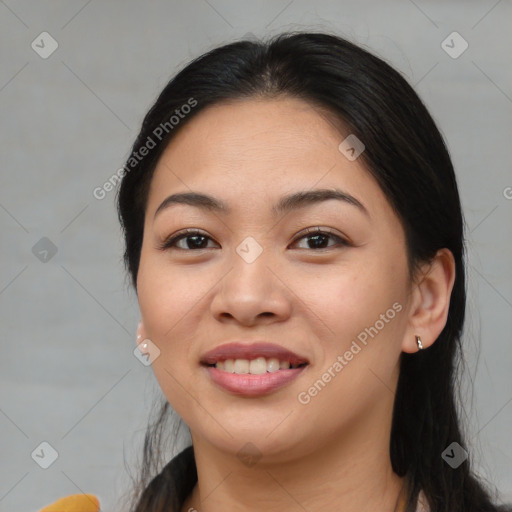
137, 248, 198, 340
293, 269, 406, 428
137, 250, 223, 415
303, 262, 404, 341
137, 253, 192, 371
301, 255, 409, 397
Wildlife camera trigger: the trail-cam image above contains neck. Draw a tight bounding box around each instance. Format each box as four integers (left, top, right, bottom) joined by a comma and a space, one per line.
182, 395, 407, 512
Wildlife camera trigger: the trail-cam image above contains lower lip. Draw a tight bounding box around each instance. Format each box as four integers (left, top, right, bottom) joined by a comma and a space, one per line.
204, 366, 307, 397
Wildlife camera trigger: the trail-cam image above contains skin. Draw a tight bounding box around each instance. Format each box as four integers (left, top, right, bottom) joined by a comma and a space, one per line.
136, 97, 456, 512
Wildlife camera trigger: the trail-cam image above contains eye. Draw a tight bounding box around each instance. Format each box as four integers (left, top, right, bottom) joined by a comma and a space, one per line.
158, 229, 218, 251
291, 227, 350, 250
158, 227, 350, 252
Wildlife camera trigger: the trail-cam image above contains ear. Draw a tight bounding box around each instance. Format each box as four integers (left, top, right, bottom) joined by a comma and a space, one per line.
136, 320, 146, 346
402, 248, 456, 353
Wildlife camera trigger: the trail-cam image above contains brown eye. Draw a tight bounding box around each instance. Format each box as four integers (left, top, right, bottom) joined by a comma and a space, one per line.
291, 227, 350, 250
159, 229, 218, 251
158, 227, 350, 252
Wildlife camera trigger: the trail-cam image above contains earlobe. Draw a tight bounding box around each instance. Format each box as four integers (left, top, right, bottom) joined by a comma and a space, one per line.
136, 320, 144, 345
402, 248, 456, 353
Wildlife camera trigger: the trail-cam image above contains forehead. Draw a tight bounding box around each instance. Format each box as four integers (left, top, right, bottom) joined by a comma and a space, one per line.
146, 97, 392, 222
156, 97, 346, 172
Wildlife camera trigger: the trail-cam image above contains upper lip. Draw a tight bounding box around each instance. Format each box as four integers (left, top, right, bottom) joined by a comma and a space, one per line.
200, 342, 309, 366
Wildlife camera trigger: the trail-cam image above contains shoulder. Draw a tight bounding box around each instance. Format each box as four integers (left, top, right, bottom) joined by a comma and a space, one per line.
38, 494, 100, 511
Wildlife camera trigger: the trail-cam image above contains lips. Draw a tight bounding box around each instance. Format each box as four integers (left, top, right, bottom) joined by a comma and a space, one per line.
200, 342, 310, 397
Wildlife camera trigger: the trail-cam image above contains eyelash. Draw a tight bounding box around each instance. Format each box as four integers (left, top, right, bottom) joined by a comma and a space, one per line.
158, 227, 350, 252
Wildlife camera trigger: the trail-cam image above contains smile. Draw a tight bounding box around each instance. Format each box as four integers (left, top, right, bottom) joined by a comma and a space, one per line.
210, 356, 306, 374
200, 341, 310, 396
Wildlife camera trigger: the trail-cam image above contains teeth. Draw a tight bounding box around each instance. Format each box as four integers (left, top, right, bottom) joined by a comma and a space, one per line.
267, 358, 280, 372
214, 357, 302, 374
233, 359, 249, 374
249, 357, 267, 375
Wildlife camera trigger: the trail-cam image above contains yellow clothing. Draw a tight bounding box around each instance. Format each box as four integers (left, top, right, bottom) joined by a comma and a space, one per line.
39, 493, 100, 512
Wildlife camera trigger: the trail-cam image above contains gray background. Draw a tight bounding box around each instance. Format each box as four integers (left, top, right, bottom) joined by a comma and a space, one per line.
1, 1, 511, 511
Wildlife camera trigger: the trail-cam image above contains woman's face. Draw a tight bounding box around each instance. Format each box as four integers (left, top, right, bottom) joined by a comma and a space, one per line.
137, 97, 413, 462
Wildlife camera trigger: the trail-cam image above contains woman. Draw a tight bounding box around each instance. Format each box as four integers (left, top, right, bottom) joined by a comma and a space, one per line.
112, 32, 510, 512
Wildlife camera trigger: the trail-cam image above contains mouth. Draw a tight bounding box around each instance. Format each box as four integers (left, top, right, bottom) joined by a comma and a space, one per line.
200, 342, 309, 396
200, 341, 309, 372
205, 357, 307, 373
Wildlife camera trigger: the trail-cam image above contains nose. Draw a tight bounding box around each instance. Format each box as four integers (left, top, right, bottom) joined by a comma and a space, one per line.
209, 246, 292, 327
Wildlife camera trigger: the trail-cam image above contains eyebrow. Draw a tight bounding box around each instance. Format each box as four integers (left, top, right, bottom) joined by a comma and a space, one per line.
153, 188, 369, 220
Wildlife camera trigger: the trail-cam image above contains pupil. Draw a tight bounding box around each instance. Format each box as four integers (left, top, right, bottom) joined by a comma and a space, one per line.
309, 234, 327, 249
188, 235, 207, 249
